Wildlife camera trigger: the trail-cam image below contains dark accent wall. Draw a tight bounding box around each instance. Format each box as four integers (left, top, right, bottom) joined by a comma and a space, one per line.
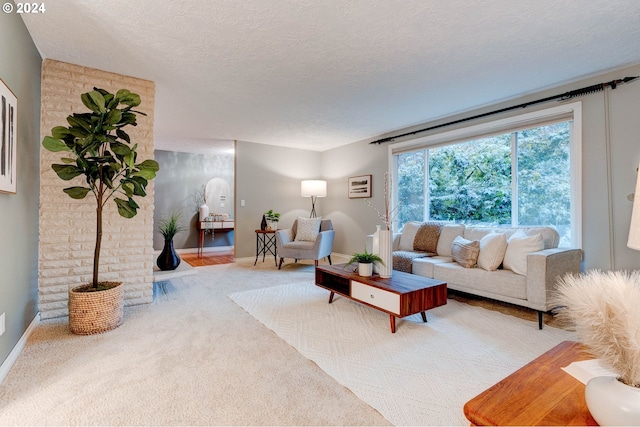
0, 11, 42, 365
153, 149, 234, 250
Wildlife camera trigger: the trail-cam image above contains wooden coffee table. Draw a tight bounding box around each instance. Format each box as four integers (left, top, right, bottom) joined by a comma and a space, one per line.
464, 340, 598, 426
315, 264, 447, 333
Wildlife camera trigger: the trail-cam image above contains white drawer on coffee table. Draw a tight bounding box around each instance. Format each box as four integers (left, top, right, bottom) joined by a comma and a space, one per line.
351, 280, 400, 315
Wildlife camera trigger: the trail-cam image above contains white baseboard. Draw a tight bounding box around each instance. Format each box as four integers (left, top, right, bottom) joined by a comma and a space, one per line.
178, 246, 234, 255
153, 246, 234, 255
0, 313, 40, 385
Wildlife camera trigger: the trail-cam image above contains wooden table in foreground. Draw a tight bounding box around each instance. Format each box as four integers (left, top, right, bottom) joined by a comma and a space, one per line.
464, 340, 597, 426
315, 264, 447, 333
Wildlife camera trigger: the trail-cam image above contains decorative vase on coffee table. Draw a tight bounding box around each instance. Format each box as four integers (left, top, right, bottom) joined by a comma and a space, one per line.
372, 225, 381, 274
378, 228, 392, 278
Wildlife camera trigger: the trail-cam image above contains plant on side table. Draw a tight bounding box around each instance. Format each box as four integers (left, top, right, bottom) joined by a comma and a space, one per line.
156, 211, 187, 271
42, 87, 159, 335
345, 249, 385, 277
554, 270, 640, 426
264, 209, 280, 231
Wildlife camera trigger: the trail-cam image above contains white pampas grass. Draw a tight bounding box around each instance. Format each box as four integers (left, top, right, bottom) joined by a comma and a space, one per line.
554, 270, 640, 387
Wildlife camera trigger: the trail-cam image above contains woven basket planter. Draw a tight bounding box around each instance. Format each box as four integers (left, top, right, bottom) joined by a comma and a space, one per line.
68, 282, 124, 335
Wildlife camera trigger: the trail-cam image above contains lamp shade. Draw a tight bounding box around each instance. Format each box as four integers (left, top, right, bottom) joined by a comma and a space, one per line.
628, 165, 640, 250
301, 180, 327, 197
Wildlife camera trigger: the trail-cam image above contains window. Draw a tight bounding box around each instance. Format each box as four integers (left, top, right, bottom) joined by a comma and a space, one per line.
392, 103, 581, 248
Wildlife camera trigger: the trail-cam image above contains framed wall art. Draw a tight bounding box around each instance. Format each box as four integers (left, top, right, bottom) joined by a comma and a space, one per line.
348, 174, 372, 198
0, 78, 17, 194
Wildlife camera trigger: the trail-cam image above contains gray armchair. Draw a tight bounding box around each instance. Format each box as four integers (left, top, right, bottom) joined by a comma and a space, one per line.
275, 219, 334, 269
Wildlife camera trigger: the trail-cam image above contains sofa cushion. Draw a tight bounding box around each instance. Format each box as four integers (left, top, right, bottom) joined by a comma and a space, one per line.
413, 221, 443, 253
412, 256, 454, 278
437, 224, 465, 257
393, 250, 430, 273
503, 231, 543, 275
451, 236, 480, 268
398, 221, 422, 251
434, 262, 527, 300
477, 232, 508, 271
294, 216, 322, 242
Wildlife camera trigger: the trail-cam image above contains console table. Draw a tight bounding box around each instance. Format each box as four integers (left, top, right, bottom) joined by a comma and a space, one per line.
197, 220, 234, 258
315, 264, 447, 333
464, 340, 597, 426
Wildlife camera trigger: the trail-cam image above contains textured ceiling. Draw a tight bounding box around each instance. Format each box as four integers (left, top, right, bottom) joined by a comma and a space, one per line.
20, 0, 640, 152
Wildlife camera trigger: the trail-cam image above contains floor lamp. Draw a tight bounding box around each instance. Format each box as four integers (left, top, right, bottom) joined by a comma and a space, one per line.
301, 180, 327, 218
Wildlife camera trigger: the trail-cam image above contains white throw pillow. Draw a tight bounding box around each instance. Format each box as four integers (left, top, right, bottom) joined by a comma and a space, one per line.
398, 221, 422, 251
477, 232, 508, 271
503, 231, 543, 275
295, 217, 322, 242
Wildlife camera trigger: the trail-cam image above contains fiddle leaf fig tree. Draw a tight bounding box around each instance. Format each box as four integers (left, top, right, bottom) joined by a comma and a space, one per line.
42, 88, 160, 290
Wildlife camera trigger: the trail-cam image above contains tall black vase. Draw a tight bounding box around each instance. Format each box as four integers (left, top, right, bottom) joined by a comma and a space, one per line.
157, 239, 181, 271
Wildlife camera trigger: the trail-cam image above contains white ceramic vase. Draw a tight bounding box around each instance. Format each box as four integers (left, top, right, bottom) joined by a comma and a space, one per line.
585, 375, 640, 426
378, 229, 392, 278
199, 203, 209, 222
372, 225, 381, 274
358, 262, 373, 277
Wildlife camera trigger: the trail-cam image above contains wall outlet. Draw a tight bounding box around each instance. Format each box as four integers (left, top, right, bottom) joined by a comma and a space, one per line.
0, 313, 5, 336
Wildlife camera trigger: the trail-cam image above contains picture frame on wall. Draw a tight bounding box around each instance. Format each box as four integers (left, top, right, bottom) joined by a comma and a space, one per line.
348, 174, 372, 198
0, 78, 17, 194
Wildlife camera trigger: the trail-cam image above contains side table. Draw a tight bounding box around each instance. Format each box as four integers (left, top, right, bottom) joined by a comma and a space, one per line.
254, 229, 277, 266
463, 340, 597, 426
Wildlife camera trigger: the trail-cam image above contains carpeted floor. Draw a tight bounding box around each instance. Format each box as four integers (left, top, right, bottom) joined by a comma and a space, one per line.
0, 258, 573, 425
0, 258, 390, 426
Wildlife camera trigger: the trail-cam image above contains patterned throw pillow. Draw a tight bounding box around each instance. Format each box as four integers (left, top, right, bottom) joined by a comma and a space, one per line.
413, 221, 443, 253
451, 236, 480, 268
294, 217, 322, 242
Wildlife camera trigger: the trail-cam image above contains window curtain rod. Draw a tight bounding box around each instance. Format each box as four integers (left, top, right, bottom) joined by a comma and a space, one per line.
369, 76, 639, 145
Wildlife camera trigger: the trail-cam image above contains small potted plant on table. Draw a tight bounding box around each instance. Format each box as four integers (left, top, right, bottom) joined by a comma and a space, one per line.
264, 209, 280, 231
346, 249, 384, 277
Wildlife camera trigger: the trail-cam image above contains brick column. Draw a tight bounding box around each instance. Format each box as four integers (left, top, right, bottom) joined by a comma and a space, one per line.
39, 60, 156, 320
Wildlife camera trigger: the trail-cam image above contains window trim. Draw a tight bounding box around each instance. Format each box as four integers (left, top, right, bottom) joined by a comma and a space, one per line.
388, 102, 582, 248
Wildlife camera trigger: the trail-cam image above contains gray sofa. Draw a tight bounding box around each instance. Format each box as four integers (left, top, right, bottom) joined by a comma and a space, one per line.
369, 222, 582, 328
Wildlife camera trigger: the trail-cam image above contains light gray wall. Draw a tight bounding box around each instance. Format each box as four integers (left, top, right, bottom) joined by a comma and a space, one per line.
321, 64, 640, 271
321, 140, 389, 256
0, 11, 42, 365
153, 149, 234, 250
235, 141, 321, 258
606, 67, 640, 271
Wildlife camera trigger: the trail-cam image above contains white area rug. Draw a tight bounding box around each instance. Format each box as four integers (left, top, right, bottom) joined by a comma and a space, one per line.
230, 281, 577, 426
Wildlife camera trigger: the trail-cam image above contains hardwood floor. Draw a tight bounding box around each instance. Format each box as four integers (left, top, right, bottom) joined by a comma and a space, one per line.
181, 250, 235, 267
